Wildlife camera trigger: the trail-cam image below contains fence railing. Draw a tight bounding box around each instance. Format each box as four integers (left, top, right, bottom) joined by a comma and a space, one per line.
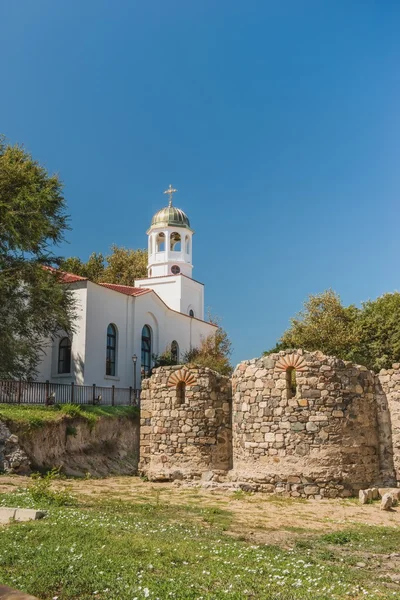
0, 380, 141, 407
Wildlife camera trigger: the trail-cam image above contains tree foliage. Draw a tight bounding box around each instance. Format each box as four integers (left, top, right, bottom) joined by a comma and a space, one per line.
0, 136, 75, 379
60, 245, 148, 285
183, 316, 233, 376
265, 289, 400, 372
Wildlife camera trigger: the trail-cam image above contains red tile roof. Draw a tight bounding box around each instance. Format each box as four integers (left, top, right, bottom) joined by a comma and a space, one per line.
59, 272, 88, 283
98, 283, 151, 296
43, 266, 88, 283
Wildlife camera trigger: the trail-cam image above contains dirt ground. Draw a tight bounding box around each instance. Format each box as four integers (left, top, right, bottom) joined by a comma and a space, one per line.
1, 475, 399, 545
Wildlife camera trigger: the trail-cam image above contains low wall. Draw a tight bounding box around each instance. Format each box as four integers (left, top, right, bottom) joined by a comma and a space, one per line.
229, 350, 384, 498
139, 365, 232, 480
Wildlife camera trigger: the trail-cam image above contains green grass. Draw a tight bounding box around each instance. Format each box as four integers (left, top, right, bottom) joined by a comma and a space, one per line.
0, 403, 138, 429
0, 488, 398, 600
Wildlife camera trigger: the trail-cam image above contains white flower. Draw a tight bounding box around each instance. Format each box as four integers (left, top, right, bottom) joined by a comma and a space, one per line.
143, 589, 150, 598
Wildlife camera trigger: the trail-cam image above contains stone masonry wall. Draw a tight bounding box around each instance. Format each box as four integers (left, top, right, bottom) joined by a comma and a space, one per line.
378, 365, 400, 484
139, 365, 231, 480
229, 350, 382, 498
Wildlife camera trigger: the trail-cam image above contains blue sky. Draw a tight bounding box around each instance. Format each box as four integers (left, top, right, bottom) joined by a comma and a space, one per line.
1, 1, 400, 365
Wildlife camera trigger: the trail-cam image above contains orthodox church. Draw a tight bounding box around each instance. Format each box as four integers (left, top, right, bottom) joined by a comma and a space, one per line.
37, 186, 216, 390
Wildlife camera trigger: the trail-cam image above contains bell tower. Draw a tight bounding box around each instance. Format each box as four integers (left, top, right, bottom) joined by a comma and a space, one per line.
135, 185, 204, 320
146, 185, 194, 278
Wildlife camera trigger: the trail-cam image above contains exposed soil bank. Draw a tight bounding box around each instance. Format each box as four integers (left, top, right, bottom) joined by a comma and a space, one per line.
4, 415, 140, 477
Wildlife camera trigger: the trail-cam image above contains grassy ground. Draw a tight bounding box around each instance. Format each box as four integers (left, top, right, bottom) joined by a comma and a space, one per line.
0, 403, 138, 429
0, 477, 399, 599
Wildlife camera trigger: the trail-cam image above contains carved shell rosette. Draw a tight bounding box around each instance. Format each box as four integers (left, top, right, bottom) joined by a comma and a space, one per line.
275, 354, 307, 372
167, 368, 196, 387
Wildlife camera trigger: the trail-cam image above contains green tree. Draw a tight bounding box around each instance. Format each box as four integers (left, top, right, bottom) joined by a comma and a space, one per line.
265, 289, 400, 372
183, 315, 233, 376
355, 293, 400, 371
0, 136, 75, 379
60, 252, 105, 282
103, 245, 147, 285
60, 245, 147, 285
265, 290, 360, 361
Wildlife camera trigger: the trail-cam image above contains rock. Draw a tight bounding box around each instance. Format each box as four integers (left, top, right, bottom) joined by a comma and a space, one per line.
359, 489, 372, 504
0, 508, 16, 524
0, 421, 30, 475
14, 509, 46, 522
381, 493, 393, 510
370, 487, 379, 500
201, 470, 214, 482
356, 562, 366, 568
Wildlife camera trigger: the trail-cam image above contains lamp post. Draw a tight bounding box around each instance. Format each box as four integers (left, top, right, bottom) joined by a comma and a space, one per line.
132, 355, 137, 397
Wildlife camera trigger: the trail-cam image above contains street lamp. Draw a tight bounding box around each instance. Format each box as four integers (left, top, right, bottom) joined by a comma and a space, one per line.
132, 354, 137, 391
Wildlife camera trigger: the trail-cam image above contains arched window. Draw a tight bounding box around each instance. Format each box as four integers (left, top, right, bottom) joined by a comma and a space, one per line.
156, 232, 165, 252
106, 324, 117, 376
171, 340, 179, 364
176, 381, 186, 404
58, 338, 71, 374
141, 325, 152, 379
185, 235, 190, 254
286, 367, 297, 399
170, 232, 181, 251
149, 235, 153, 255
189, 309, 195, 317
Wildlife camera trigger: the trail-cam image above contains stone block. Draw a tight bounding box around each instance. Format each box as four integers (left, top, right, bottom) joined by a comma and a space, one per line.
359, 489, 372, 504
0, 508, 16, 524
14, 509, 47, 522
381, 493, 393, 510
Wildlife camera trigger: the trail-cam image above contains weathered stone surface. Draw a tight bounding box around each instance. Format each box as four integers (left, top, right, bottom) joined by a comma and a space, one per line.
139, 351, 400, 499
0, 508, 46, 524
139, 366, 232, 481
14, 509, 46, 522
359, 489, 372, 504
0, 508, 16, 524
381, 493, 393, 510
0, 422, 30, 475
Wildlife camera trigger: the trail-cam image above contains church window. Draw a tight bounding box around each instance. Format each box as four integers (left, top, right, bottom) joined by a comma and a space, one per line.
156, 232, 165, 252
170, 232, 181, 251
58, 337, 71, 374
286, 367, 297, 399
106, 324, 117, 376
185, 235, 190, 254
171, 340, 179, 364
141, 325, 152, 379
189, 309, 195, 317
171, 265, 180, 275
176, 381, 186, 405
149, 235, 153, 254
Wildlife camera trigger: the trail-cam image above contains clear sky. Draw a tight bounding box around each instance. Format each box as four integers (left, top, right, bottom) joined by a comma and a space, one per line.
1, 1, 400, 366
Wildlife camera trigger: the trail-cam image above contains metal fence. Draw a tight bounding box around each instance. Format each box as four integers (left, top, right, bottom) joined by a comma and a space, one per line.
0, 380, 141, 407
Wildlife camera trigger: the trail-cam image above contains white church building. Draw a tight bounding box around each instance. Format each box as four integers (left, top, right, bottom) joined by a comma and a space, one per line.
37, 186, 216, 390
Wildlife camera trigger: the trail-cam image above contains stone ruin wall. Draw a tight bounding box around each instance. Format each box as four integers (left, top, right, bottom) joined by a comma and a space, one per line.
139, 351, 400, 497
139, 365, 232, 480
377, 365, 400, 483
230, 350, 391, 498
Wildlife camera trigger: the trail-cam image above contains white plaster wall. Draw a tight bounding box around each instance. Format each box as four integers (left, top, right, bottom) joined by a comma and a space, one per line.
135, 275, 182, 312
133, 292, 216, 372
83, 282, 134, 387
180, 276, 204, 320
36, 281, 88, 384
35, 281, 216, 389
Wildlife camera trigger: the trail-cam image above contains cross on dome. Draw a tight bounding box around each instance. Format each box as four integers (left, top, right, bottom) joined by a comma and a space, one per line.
163, 184, 178, 207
